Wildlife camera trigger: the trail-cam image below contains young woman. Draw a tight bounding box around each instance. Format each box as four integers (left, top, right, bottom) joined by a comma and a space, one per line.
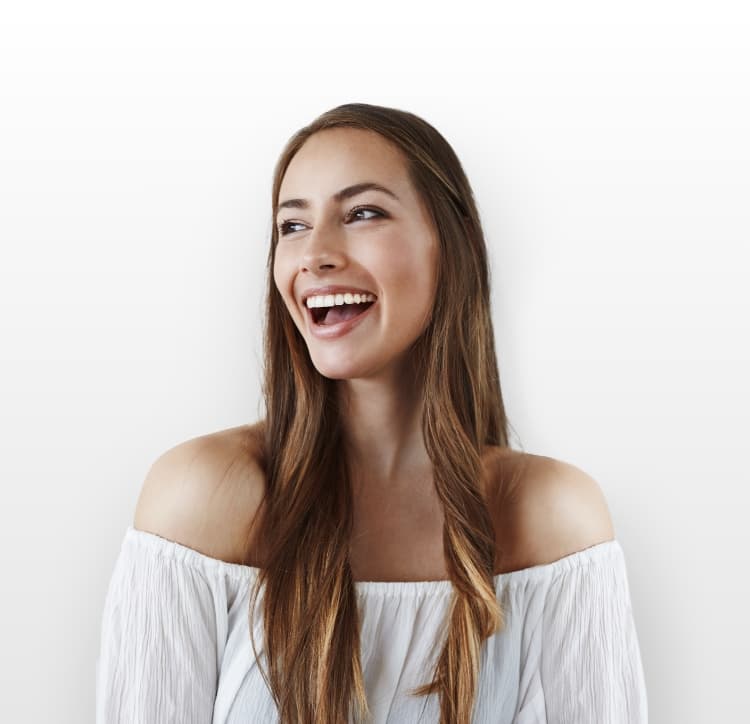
96, 103, 648, 723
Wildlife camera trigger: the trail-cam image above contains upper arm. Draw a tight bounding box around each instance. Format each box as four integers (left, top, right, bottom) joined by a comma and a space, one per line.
512, 460, 647, 722
96, 527, 222, 723
509, 455, 616, 567
133, 425, 267, 564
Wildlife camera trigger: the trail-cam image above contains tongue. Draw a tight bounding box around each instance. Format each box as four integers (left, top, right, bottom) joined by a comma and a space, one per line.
321, 302, 372, 326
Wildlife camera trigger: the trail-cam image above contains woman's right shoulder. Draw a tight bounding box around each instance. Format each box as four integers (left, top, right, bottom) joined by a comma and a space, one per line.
133, 420, 268, 566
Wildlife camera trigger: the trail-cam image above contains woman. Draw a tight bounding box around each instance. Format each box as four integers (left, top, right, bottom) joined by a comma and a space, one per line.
96, 103, 648, 723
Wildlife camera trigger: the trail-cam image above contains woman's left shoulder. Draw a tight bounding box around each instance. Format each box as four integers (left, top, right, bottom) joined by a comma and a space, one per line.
486, 449, 616, 572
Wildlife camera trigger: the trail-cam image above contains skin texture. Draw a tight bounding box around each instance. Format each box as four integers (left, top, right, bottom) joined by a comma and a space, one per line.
135, 130, 616, 581
134, 420, 615, 578
272, 127, 466, 578
273, 127, 439, 492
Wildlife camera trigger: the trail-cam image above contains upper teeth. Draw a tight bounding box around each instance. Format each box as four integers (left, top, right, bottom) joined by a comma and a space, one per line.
305, 292, 376, 308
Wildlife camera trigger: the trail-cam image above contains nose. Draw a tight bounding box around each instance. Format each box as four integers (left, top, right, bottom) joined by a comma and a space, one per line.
299, 218, 347, 273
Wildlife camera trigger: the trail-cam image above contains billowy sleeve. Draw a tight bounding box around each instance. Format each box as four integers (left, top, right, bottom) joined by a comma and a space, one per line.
538, 543, 648, 723
95, 528, 227, 724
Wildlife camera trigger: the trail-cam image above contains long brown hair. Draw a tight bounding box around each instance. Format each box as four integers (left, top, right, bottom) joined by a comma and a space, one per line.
246, 102, 518, 723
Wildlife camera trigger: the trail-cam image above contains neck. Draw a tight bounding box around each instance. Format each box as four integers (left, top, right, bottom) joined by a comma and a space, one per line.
336, 361, 430, 488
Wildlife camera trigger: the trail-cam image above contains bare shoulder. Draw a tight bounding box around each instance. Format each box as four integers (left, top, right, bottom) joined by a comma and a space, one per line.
133, 420, 267, 565
489, 450, 616, 573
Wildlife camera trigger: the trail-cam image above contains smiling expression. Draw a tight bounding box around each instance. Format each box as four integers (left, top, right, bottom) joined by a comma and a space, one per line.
273, 126, 439, 381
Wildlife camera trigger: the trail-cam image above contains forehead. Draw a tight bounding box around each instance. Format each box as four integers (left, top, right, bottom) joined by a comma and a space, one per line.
278, 127, 412, 205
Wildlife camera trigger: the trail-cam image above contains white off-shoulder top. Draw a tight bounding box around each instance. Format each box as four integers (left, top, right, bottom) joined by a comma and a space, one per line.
95, 526, 648, 723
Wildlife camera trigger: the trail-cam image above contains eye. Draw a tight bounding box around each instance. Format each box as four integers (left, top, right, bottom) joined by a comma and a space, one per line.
276, 206, 386, 237
345, 205, 385, 223
277, 220, 305, 236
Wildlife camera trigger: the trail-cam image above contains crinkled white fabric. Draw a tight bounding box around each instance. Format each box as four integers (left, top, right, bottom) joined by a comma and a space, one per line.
95, 526, 648, 723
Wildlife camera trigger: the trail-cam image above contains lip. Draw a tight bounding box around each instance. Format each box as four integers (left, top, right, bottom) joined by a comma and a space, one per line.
307, 299, 377, 340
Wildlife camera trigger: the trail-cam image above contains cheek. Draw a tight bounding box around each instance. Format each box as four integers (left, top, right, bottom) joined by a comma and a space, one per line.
272, 249, 284, 283
394, 231, 435, 278
272, 255, 298, 321
378, 245, 436, 319
272, 252, 292, 297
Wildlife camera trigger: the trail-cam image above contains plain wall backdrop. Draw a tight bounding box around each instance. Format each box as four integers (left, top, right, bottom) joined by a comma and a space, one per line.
1, 1, 747, 721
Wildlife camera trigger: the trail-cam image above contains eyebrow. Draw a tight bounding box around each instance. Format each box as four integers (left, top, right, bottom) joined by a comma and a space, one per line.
276, 182, 400, 216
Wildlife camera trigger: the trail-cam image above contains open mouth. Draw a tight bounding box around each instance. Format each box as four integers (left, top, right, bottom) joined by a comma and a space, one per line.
310, 300, 376, 326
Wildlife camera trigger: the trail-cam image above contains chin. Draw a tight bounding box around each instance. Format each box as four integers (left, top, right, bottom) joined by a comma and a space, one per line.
308, 352, 375, 381
311, 363, 364, 381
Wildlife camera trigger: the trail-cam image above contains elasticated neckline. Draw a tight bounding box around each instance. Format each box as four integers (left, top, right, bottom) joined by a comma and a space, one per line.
124, 525, 623, 597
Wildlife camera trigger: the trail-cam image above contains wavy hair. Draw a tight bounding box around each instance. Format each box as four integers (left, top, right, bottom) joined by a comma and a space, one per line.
244, 102, 519, 724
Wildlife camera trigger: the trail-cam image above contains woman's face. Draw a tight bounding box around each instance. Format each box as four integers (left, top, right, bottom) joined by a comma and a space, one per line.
273, 127, 439, 381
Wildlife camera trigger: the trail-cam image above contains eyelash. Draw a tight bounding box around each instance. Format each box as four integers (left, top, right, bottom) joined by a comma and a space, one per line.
276, 205, 386, 236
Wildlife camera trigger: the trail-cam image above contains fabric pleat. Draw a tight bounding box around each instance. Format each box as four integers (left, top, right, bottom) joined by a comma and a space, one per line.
95, 526, 648, 723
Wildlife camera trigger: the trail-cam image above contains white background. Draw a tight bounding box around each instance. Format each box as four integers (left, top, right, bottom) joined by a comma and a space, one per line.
1, 1, 748, 721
